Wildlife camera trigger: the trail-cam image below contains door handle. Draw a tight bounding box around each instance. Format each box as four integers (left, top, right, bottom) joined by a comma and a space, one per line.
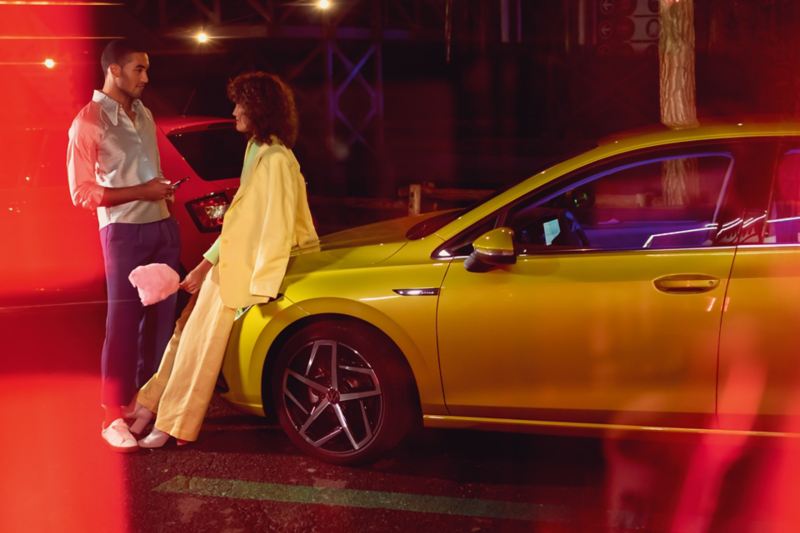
653, 274, 720, 294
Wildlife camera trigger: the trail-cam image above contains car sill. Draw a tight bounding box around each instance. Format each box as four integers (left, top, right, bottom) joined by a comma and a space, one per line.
422, 415, 800, 439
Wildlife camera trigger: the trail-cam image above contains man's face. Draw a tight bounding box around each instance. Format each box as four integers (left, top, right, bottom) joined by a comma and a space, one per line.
113, 52, 149, 99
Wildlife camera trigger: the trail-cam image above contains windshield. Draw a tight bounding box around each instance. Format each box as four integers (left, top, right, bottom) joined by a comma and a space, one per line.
406, 209, 466, 240
405, 142, 600, 240
167, 124, 248, 181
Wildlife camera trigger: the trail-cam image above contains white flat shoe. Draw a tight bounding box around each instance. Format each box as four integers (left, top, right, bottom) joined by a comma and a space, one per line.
101, 418, 138, 453
138, 428, 170, 449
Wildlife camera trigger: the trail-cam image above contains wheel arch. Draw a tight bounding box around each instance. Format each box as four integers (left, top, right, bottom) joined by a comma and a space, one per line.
259, 309, 425, 424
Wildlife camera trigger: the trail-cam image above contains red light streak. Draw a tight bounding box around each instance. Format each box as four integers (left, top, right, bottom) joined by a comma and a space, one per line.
0, 2, 122, 6
0, 35, 121, 39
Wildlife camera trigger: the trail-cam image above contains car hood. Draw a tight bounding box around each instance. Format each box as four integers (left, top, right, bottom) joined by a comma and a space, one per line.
319, 212, 445, 249
285, 212, 443, 275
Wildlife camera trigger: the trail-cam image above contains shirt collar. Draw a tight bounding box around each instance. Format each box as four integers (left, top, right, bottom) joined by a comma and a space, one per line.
92, 90, 144, 126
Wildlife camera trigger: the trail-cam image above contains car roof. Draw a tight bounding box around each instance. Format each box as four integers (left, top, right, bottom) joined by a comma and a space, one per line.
156, 115, 235, 135
598, 119, 800, 153
543, 119, 800, 184
433, 119, 800, 240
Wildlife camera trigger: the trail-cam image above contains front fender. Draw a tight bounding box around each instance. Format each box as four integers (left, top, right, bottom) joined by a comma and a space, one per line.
290, 297, 446, 415
221, 293, 447, 417
220, 297, 309, 414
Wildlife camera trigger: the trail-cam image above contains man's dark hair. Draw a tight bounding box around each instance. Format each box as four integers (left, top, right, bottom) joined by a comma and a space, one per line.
101, 39, 147, 74
227, 72, 299, 148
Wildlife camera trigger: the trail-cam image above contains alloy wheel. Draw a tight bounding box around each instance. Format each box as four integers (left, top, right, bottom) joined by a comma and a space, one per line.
281, 339, 383, 454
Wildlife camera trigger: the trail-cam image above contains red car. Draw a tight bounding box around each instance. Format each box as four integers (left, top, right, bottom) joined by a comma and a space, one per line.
0, 116, 244, 306
157, 116, 245, 273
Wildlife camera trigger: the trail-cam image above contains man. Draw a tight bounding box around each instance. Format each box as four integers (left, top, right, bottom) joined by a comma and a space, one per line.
67, 39, 179, 452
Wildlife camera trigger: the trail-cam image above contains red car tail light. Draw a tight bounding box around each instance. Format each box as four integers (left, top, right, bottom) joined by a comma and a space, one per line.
186, 192, 233, 232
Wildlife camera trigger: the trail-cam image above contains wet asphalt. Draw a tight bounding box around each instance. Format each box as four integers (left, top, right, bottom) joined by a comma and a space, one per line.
2, 297, 797, 532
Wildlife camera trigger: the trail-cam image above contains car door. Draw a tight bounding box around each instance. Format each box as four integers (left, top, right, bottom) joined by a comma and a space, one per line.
436, 141, 769, 428
718, 139, 800, 433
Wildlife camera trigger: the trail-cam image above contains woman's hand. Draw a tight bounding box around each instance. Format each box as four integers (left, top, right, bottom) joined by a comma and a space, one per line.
180, 259, 213, 294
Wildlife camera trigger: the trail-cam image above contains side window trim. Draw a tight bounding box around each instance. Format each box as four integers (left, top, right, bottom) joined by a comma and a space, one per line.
511, 148, 736, 254
534, 151, 733, 211
434, 139, 766, 259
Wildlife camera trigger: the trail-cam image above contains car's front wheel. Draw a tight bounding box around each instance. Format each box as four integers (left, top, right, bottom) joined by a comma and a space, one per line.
270, 319, 418, 464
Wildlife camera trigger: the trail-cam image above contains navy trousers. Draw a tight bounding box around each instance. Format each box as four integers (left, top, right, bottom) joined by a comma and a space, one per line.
99, 218, 181, 407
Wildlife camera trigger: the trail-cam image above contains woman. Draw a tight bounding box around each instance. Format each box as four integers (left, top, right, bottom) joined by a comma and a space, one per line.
129, 71, 318, 447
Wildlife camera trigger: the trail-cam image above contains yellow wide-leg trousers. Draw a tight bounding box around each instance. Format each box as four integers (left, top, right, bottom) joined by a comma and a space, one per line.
137, 266, 235, 442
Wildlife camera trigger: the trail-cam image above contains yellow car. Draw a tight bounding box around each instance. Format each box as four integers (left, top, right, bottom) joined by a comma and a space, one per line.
221, 122, 800, 464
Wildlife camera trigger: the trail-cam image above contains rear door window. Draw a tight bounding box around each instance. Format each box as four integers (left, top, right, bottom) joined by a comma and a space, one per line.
167, 124, 247, 181
764, 148, 800, 244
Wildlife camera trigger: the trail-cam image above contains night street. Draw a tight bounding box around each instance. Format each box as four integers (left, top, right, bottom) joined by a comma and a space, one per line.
5, 305, 605, 532
3, 305, 798, 532
6, 1, 800, 532
125, 401, 605, 533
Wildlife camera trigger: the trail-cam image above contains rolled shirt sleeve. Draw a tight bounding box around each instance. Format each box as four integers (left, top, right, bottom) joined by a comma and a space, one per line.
66, 92, 170, 228
66, 116, 104, 210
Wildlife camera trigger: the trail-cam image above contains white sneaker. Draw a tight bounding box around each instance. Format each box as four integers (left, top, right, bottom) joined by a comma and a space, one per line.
138, 427, 170, 449
101, 418, 139, 453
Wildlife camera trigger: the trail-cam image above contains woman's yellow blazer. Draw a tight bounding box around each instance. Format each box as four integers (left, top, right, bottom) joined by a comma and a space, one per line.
215, 142, 318, 308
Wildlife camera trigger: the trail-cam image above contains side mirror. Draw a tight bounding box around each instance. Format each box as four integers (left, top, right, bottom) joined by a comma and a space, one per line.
464, 227, 516, 272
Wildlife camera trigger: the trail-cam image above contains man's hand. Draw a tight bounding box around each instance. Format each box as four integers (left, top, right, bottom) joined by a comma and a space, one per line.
180, 259, 213, 294
74, 181, 104, 210
83, 177, 176, 208
139, 178, 174, 201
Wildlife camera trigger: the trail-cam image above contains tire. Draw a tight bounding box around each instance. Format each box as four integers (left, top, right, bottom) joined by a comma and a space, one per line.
270, 319, 417, 465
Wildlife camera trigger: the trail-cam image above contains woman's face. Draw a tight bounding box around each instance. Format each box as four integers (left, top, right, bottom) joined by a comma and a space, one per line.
232, 103, 252, 134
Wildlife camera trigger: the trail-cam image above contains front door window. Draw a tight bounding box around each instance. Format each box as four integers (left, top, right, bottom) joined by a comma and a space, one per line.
505, 152, 734, 253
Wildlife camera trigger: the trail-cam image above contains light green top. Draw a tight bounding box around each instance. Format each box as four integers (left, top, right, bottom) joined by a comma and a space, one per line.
202, 139, 263, 265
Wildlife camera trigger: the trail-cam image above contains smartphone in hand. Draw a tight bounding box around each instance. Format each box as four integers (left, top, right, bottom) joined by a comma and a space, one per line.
171, 177, 190, 189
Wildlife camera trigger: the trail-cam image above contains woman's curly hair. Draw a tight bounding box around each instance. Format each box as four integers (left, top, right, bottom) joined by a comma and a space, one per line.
227, 71, 298, 148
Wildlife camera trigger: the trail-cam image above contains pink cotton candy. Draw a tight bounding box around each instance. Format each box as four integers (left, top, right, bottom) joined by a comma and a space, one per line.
128, 263, 180, 306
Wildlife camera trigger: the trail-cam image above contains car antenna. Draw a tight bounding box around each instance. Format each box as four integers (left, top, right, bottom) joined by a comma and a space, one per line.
181, 88, 196, 116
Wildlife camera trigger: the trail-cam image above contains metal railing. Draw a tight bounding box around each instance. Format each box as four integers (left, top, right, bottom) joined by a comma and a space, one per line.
404, 182, 492, 215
